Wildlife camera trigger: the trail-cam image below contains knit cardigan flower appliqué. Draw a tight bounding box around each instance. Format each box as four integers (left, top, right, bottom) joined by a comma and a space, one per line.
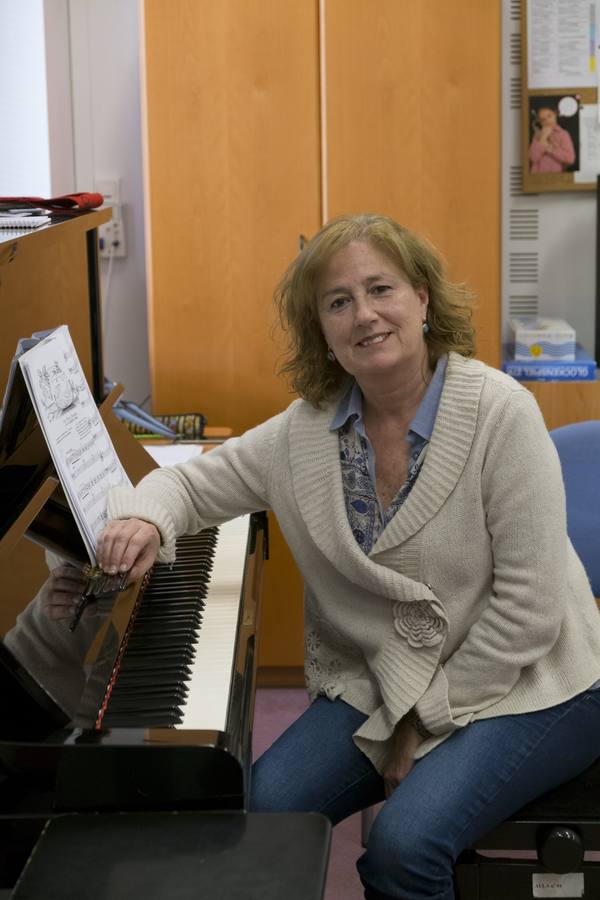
393, 598, 445, 649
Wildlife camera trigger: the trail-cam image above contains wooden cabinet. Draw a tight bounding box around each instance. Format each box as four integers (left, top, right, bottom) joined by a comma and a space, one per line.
324, 0, 502, 367
140, 1, 502, 676
525, 381, 600, 431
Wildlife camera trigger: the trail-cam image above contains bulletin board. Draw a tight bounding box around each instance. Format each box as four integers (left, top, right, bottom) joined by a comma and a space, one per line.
522, 0, 600, 193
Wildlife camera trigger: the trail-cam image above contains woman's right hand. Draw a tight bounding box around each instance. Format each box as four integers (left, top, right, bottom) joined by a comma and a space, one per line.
96, 518, 161, 581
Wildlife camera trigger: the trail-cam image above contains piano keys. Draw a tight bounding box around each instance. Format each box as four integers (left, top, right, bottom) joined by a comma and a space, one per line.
98, 516, 253, 733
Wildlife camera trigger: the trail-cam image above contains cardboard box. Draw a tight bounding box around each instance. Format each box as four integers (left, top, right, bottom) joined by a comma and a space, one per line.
509, 318, 576, 361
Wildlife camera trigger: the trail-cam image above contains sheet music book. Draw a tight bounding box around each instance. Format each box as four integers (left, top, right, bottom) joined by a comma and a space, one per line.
0, 216, 51, 229
17, 326, 131, 563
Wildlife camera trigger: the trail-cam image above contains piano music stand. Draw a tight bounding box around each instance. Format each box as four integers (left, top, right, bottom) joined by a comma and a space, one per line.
9, 811, 331, 900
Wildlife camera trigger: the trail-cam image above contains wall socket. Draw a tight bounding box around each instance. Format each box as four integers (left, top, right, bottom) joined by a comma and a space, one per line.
96, 178, 126, 258
99, 215, 126, 258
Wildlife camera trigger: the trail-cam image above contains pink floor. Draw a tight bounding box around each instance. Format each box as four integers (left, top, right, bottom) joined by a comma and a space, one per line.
252, 688, 365, 900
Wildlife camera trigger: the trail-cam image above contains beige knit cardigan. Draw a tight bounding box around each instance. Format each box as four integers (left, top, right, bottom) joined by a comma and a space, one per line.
108, 353, 600, 771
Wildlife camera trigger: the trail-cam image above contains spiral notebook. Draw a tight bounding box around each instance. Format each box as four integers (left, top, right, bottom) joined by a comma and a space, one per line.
0, 215, 51, 228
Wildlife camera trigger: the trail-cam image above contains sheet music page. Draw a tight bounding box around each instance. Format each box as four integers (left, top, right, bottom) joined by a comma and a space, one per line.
18, 325, 131, 563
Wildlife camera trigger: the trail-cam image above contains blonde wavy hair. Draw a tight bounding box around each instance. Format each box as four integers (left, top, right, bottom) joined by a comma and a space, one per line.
275, 213, 476, 407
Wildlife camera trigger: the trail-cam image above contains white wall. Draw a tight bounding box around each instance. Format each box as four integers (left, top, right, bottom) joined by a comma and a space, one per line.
69, 0, 150, 405
0, 0, 51, 196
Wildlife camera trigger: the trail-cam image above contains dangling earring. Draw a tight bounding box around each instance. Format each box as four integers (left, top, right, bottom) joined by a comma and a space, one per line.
326, 348, 336, 361
422, 321, 430, 335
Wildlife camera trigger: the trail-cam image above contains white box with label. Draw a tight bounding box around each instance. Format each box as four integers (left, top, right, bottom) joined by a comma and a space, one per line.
509, 318, 576, 361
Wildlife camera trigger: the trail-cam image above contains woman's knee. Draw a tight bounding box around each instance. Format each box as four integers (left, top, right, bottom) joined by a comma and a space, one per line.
357, 802, 455, 899
249, 752, 312, 812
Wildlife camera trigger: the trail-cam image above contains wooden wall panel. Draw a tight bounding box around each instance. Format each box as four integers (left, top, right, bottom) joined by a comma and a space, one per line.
526, 381, 600, 431
142, 0, 322, 433
324, 0, 501, 366
142, 1, 322, 668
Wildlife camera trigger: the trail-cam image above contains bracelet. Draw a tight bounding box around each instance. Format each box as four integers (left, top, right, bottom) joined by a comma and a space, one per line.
404, 707, 432, 740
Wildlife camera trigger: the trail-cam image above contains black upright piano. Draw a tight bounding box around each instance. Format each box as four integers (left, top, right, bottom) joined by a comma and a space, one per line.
0, 370, 267, 886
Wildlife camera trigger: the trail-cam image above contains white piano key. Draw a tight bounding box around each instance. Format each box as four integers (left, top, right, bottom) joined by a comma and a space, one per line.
176, 515, 249, 731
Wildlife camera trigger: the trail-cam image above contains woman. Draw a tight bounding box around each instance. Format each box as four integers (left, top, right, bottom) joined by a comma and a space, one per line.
529, 106, 576, 173
98, 214, 600, 900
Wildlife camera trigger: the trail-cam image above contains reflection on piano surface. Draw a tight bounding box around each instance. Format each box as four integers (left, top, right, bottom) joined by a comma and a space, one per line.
0, 380, 267, 884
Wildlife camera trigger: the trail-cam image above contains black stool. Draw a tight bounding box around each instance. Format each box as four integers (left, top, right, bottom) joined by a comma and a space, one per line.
455, 756, 600, 898
10, 811, 331, 900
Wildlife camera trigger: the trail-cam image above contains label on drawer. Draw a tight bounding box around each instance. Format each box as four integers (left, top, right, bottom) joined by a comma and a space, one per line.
532, 872, 584, 897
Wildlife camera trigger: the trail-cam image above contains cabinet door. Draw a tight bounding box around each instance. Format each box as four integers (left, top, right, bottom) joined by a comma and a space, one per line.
142, 1, 322, 670
143, 0, 321, 432
324, 0, 501, 365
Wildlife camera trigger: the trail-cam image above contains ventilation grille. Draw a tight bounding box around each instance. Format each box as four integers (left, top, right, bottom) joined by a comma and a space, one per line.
510, 0, 521, 21
510, 76, 521, 110
510, 165, 523, 196
509, 208, 539, 241
509, 252, 539, 283
509, 33, 521, 67
508, 296, 539, 319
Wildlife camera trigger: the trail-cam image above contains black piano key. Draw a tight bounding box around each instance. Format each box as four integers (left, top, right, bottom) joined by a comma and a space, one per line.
143, 589, 206, 601
105, 700, 182, 721
154, 561, 212, 571
128, 623, 199, 638
133, 615, 202, 630
101, 710, 182, 727
113, 686, 189, 702
107, 694, 186, 711
150, 562, 212, 574
130, 617, 200, 630
118, 656, 193, 672
114, 672, 190, 688
136, 604, 203, 618
147, 569, 211, 583
176, 533, 216, 546
125, 636, 197, 653
130, 622, 200, 638
125, 644, 196, 663
137, 603, 204, 615
118, 656, 193, 670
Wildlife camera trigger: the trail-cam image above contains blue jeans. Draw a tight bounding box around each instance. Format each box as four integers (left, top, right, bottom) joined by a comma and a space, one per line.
250, 690, 600, 900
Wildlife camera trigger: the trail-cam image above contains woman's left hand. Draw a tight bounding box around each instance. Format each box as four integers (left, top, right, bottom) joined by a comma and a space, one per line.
382, 716, 423, 797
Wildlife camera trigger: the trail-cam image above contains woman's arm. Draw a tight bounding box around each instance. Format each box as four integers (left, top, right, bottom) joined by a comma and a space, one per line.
546, 127, 576, 166
529, 135, 547, 163
99, 408, 288, 573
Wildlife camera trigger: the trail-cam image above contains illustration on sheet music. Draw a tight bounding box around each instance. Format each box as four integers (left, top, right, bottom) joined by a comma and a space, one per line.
34, 338, 86, 419
18, 325, 131, 563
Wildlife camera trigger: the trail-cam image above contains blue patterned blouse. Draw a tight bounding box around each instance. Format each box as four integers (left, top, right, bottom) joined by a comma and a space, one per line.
330, 356, 447, 555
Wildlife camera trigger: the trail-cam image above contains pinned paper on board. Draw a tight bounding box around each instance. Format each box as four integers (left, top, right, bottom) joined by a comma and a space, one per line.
523, 0, 600, 192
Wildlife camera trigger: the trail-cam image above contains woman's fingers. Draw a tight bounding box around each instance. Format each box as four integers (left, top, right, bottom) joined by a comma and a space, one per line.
96, 518, 160, 578
38, 520, 162, 623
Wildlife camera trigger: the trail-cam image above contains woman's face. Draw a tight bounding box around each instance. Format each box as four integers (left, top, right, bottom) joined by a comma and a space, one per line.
316, 240, 428, 386
537, 108, 557, 128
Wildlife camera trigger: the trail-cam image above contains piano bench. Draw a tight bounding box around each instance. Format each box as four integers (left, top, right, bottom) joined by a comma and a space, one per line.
9, 811, 331, 900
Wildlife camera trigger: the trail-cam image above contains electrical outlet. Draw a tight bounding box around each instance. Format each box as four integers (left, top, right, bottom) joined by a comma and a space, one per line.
98, 217, 126, 258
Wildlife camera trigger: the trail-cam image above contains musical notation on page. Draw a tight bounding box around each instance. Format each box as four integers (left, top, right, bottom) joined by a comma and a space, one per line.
18, 325, 131, 563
